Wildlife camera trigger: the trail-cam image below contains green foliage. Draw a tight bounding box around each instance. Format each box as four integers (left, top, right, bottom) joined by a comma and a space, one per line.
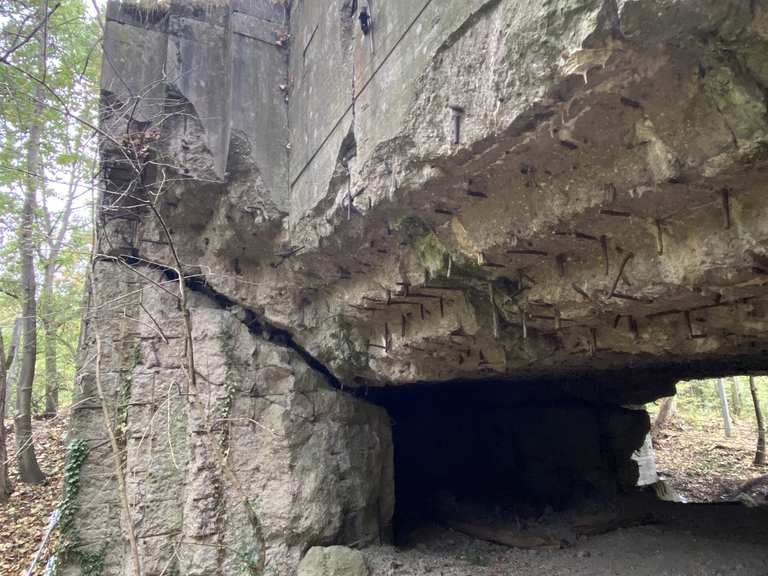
59, 439, 89, 534
77, 549, 107, 576
238, 548, 263, 575
56, 439, 107, 576
1, 0, 100, 413
234, 531, 270, 576
649, 376, 768, 426
328, 317, 370, 373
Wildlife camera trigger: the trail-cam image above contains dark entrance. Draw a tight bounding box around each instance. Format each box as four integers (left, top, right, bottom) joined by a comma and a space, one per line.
366, 378, 653, 541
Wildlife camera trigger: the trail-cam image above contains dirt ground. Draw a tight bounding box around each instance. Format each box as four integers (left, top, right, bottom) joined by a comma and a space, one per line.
0, 415, 67, 576
653, 416, 768, 503
364, 495, 768, 576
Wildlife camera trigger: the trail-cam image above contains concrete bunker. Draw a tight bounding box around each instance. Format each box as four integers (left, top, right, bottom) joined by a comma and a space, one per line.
72, 0, 768, 573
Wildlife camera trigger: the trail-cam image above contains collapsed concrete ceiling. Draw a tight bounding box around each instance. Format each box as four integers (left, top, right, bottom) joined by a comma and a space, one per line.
102, 0, 768, 389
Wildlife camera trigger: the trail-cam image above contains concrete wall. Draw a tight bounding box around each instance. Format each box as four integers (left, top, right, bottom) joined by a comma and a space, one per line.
286, 0, 606, 220
287, 0, 354, 221
103, 0, 289, 206
287, 0, 503, 219
230, 2, 290, 204
65, 262, 393, 575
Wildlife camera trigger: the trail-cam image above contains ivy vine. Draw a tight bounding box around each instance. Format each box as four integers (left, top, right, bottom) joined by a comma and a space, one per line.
59, 439, 89, 534
54, 439, 107, 576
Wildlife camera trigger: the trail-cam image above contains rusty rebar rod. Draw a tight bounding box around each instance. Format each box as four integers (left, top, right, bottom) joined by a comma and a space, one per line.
609, 253, 634, 297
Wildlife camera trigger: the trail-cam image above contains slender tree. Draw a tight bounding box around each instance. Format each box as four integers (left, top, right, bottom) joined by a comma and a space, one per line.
653, 396, 676, 432
749, 376, 766, 466
730, 376, 742, 417
716, 378, 733, 438
40, 259, 60, 415
15, 0, 48, 484
0, 329, 11, 501
2, 318, 21, 419
39, 148, 81, 415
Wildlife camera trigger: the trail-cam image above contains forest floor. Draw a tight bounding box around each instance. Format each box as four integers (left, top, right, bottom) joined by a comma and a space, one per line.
365, 499, 768, 576
0, 414, 67, 576
653, 413, 768, 502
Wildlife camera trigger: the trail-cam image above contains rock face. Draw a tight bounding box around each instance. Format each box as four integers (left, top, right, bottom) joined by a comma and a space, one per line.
297, 546, 368, 576
66, 264, 392, 575
65, 0, 768, 574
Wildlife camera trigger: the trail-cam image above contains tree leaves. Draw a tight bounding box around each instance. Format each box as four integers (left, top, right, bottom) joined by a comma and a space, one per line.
54, 152, 79, 166
0, 0, 99, 411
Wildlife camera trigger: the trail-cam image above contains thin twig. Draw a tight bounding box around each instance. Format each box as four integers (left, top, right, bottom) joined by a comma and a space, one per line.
0, 3, 61, 64
146, 179, 267, 573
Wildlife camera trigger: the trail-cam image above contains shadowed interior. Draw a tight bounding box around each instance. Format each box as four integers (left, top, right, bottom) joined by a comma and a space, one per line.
366, 377, 655, 540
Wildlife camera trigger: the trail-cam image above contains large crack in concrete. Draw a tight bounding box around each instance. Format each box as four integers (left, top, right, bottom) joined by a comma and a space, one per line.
183, 270, 350, 391
106, 252, 354, 394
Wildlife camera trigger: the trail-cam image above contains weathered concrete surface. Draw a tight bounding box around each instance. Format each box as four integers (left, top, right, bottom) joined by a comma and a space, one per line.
165, 0, 768, 388
67, 0, 768, 573
297, 546, 369, 576
99, 0, 768, 388
282, 0, 768, 386
65, 263, 392, 575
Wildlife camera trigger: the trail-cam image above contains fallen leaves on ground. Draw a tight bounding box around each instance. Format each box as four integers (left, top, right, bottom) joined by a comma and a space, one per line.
0, 415, 67, 576
653, 415, 768, 502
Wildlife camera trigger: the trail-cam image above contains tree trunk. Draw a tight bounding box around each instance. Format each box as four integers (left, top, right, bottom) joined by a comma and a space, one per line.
716, 378, 733, 438
690, 379, 701, 400
17, 145, 46, 483
15, 0, 47, 485
38, 144, 79, 418
750, 376, 766, 466
0, 329, 11, 501
730, 377, 742, 417
653, 396, 677, 432
3, 318, 22, 420
42, 264, 58, 416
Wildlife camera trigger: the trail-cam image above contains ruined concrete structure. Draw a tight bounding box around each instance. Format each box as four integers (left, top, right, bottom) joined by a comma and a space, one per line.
67, 0, 768, 574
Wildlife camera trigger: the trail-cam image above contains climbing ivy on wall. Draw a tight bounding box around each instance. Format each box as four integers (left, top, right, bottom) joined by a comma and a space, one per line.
59, 439, 89, 538
55, 439, 107, 576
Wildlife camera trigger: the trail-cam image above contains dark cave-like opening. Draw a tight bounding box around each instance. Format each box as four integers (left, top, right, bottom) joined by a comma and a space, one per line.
365, 378, 655, 542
